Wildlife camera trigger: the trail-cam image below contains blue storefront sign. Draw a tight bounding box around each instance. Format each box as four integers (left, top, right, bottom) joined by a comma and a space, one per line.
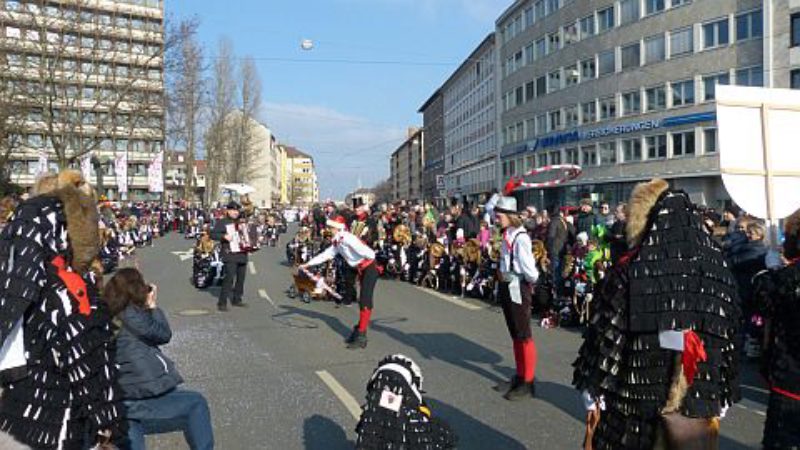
500, 111, 717, 158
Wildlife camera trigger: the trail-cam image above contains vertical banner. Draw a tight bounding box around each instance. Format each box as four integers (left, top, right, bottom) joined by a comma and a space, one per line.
148, 151, 164, 193
35, 150, 48, 178
115, 152, 128, 194
80, 152, 93, 181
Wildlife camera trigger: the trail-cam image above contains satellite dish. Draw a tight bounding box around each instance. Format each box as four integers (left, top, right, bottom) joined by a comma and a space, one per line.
300, 39, 314, 51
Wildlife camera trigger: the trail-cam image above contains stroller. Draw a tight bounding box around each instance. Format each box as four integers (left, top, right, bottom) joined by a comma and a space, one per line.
287, 266, 342, 304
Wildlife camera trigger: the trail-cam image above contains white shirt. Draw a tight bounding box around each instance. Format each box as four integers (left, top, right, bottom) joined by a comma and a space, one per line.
306, 230, 376, 268
499, 227, 539, 283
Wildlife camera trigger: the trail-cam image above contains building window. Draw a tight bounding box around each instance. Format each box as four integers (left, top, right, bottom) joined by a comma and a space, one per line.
703, 18, 730, 49
5, 26, 21, 39
703, 128, 718, 153
516, 86, 524, 105
525, 81, 535, 101
736, 10, 762, 41
564, 22, 579, 45
536, 75, 547, 96
644, 34, 666, 64
621, 42, 641, 69
599, 96, 616, 120
548, 32, 560, 53
736, 66, 763, 86
598, 7, 615, 32
581, 145, 597, 166
646, 134, 667, 159
550, 150, 562, 165
581, 101, 596, 123
565, 64, 579, 86
670, 27, 694, 57
580, 58, 596, 80
546, 0, 559, 15
646, 85, 666, 112
549, 110, 562, 131
792, 69, 800, 89
671, 80, 695, 107
620, 0, 640, 25
525, 43, 535, 65
598, 50, 615, 76
580, 15, 596, 38
622, 91, 641, 116
792, 13, 800, 47
536, 114, 547, 135
645, 0, 665, 15
622, 138, 642, 162
672, 131, 696, 157
703, 73, 730, 101
565, 105, 579, 127
566, 148, 579, 164
548, 70, 561, 92
535, 37, 546, 59
537, 153, 548, 168
534, 0, 545, 20
599, 142, 617, 165
525, 6, 534, 27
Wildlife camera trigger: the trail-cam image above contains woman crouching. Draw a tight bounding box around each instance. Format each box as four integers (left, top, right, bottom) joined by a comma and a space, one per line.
105, 268, 214, 450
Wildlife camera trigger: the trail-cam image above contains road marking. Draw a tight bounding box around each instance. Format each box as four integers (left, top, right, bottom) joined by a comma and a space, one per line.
735, 403, 766, 416
413, 286, 483, 311
316, 370, 361, 420
741, 384, 769, 395
171, 249, 194, 262
248, 261, 256, 275
258, 289, 276, 308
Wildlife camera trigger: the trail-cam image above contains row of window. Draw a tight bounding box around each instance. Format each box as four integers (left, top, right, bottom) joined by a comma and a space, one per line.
19, 109, 163, 129
5, 26, 162, 56
501, 128, 718, 178
5, 1, 162, 29
502, 67, 760, 146
503, 7, 761, 79
11, 134, 164, 152
445, 161, 496, 194
792, 13, 800, 47
502, 0, 563, 44
5, 53, 161, 80
8, 159, 160, 177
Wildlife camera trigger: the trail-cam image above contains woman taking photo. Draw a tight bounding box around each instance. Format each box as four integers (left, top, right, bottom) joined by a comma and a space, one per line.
105, 268, 214, 450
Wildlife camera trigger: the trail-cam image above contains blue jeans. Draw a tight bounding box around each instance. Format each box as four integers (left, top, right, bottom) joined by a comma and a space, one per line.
124, 388, 214, 450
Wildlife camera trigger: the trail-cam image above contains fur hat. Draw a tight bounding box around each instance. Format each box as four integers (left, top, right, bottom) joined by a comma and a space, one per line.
32, 170, 99, 274
626, 178, 670, 247
393, 224, 412, 246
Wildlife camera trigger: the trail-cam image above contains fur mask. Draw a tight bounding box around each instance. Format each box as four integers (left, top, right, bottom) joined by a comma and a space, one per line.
33, 170, 99, 274
626, 178, 670, 248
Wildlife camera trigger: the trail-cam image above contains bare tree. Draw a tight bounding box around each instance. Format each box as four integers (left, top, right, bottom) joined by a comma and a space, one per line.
0, 46, 30, 185
165, 17, 204, 201
227, 56, 265, 184
372, 178, 393, 204
203, 37, 236, 205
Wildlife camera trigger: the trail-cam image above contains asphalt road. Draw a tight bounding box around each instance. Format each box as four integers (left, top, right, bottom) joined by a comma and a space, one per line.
132, 231, 766, 450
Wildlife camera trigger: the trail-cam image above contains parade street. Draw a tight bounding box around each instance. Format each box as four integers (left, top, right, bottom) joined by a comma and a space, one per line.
140, 231, 767, 450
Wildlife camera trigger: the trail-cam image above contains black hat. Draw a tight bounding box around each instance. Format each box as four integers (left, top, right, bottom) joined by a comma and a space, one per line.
226, 201, 241, 210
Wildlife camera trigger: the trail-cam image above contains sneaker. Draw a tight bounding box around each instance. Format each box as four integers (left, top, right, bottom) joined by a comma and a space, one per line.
217, 304, 228, 312
346, 332, 367, 349
503, 381, 535, 401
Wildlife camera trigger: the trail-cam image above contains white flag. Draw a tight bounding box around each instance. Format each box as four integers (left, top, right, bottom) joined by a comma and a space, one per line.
35, 150, 48, 178
80, 152, 92, 181
148, 151, 164, 193
115, 153, 128, 194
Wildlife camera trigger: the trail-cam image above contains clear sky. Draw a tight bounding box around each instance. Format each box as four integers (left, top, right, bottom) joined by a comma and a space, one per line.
167, 0, 509, 200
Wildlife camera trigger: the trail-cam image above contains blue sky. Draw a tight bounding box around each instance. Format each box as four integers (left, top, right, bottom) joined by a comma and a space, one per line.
167, 0, 509, 199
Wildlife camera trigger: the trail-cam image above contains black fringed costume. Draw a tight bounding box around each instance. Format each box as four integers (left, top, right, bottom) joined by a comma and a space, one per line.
572, 186, 741, 450
356, 355, 457, 449
0, 189, 124, 448
753, 262, 800, 449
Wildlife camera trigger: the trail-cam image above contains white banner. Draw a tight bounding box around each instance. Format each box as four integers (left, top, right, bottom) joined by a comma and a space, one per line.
115, 153, 128, 194
148, 151, 164, 193
80, 152, 92, 181
35, 150, 48, 179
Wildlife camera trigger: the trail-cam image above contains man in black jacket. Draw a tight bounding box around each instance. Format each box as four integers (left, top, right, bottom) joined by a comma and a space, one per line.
211, 201, 249, 311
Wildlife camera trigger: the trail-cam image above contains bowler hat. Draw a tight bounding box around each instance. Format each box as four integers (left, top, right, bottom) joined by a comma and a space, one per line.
494, 196, 519, 214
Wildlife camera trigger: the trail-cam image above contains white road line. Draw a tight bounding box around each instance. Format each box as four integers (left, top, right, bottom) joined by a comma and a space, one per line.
741, 384, 770, 395
258, 289, 276, 309
413, 286, 483, 311
316, 370, 361, 420
248, 261, 256, 275
735, 403, 767, 416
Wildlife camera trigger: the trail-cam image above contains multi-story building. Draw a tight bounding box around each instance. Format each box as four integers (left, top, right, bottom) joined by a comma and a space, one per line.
164, 151, 205, 203
285, 146, 319, 206
389, 128, 424, 203
1, 0, 165, 200
441, 32, 497, 205
496, 0, 798, 211
418, 90, 444, 206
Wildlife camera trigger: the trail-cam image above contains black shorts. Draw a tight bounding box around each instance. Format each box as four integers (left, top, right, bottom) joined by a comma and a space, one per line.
498, 280, 533, 340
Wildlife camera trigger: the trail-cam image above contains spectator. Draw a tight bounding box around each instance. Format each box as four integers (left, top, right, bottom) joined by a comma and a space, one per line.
547, 207, 574, 296
105, 268, 214, 450
575, 199, 598, 236
608, 203, 627, 264
598, 202, 614, 227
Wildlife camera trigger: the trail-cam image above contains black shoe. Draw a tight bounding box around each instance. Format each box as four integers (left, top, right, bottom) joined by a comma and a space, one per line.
218, 304, 228, 312
346, 332, 367, 349
344, 326, 360, 344
231, 302, 248, 308
503, 381, 535, 401
493, 375, 520, 392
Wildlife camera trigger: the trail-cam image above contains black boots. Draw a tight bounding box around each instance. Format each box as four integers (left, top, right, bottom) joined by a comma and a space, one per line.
346, 331, 368, 349
503, 378, 536, 401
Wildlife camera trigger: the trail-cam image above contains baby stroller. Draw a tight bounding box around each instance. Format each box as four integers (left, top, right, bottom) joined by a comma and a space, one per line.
192, 252, 215, 289
287, 267, 342, 304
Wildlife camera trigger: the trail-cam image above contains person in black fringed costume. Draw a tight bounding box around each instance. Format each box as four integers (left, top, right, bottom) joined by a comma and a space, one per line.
753, 208, 800, 450
572, 178, 741, 450
0, 170, 125, 449
356, 354, 457, 450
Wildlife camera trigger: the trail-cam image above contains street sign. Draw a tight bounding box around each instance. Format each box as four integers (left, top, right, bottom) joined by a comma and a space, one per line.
435, 175, 445, 191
